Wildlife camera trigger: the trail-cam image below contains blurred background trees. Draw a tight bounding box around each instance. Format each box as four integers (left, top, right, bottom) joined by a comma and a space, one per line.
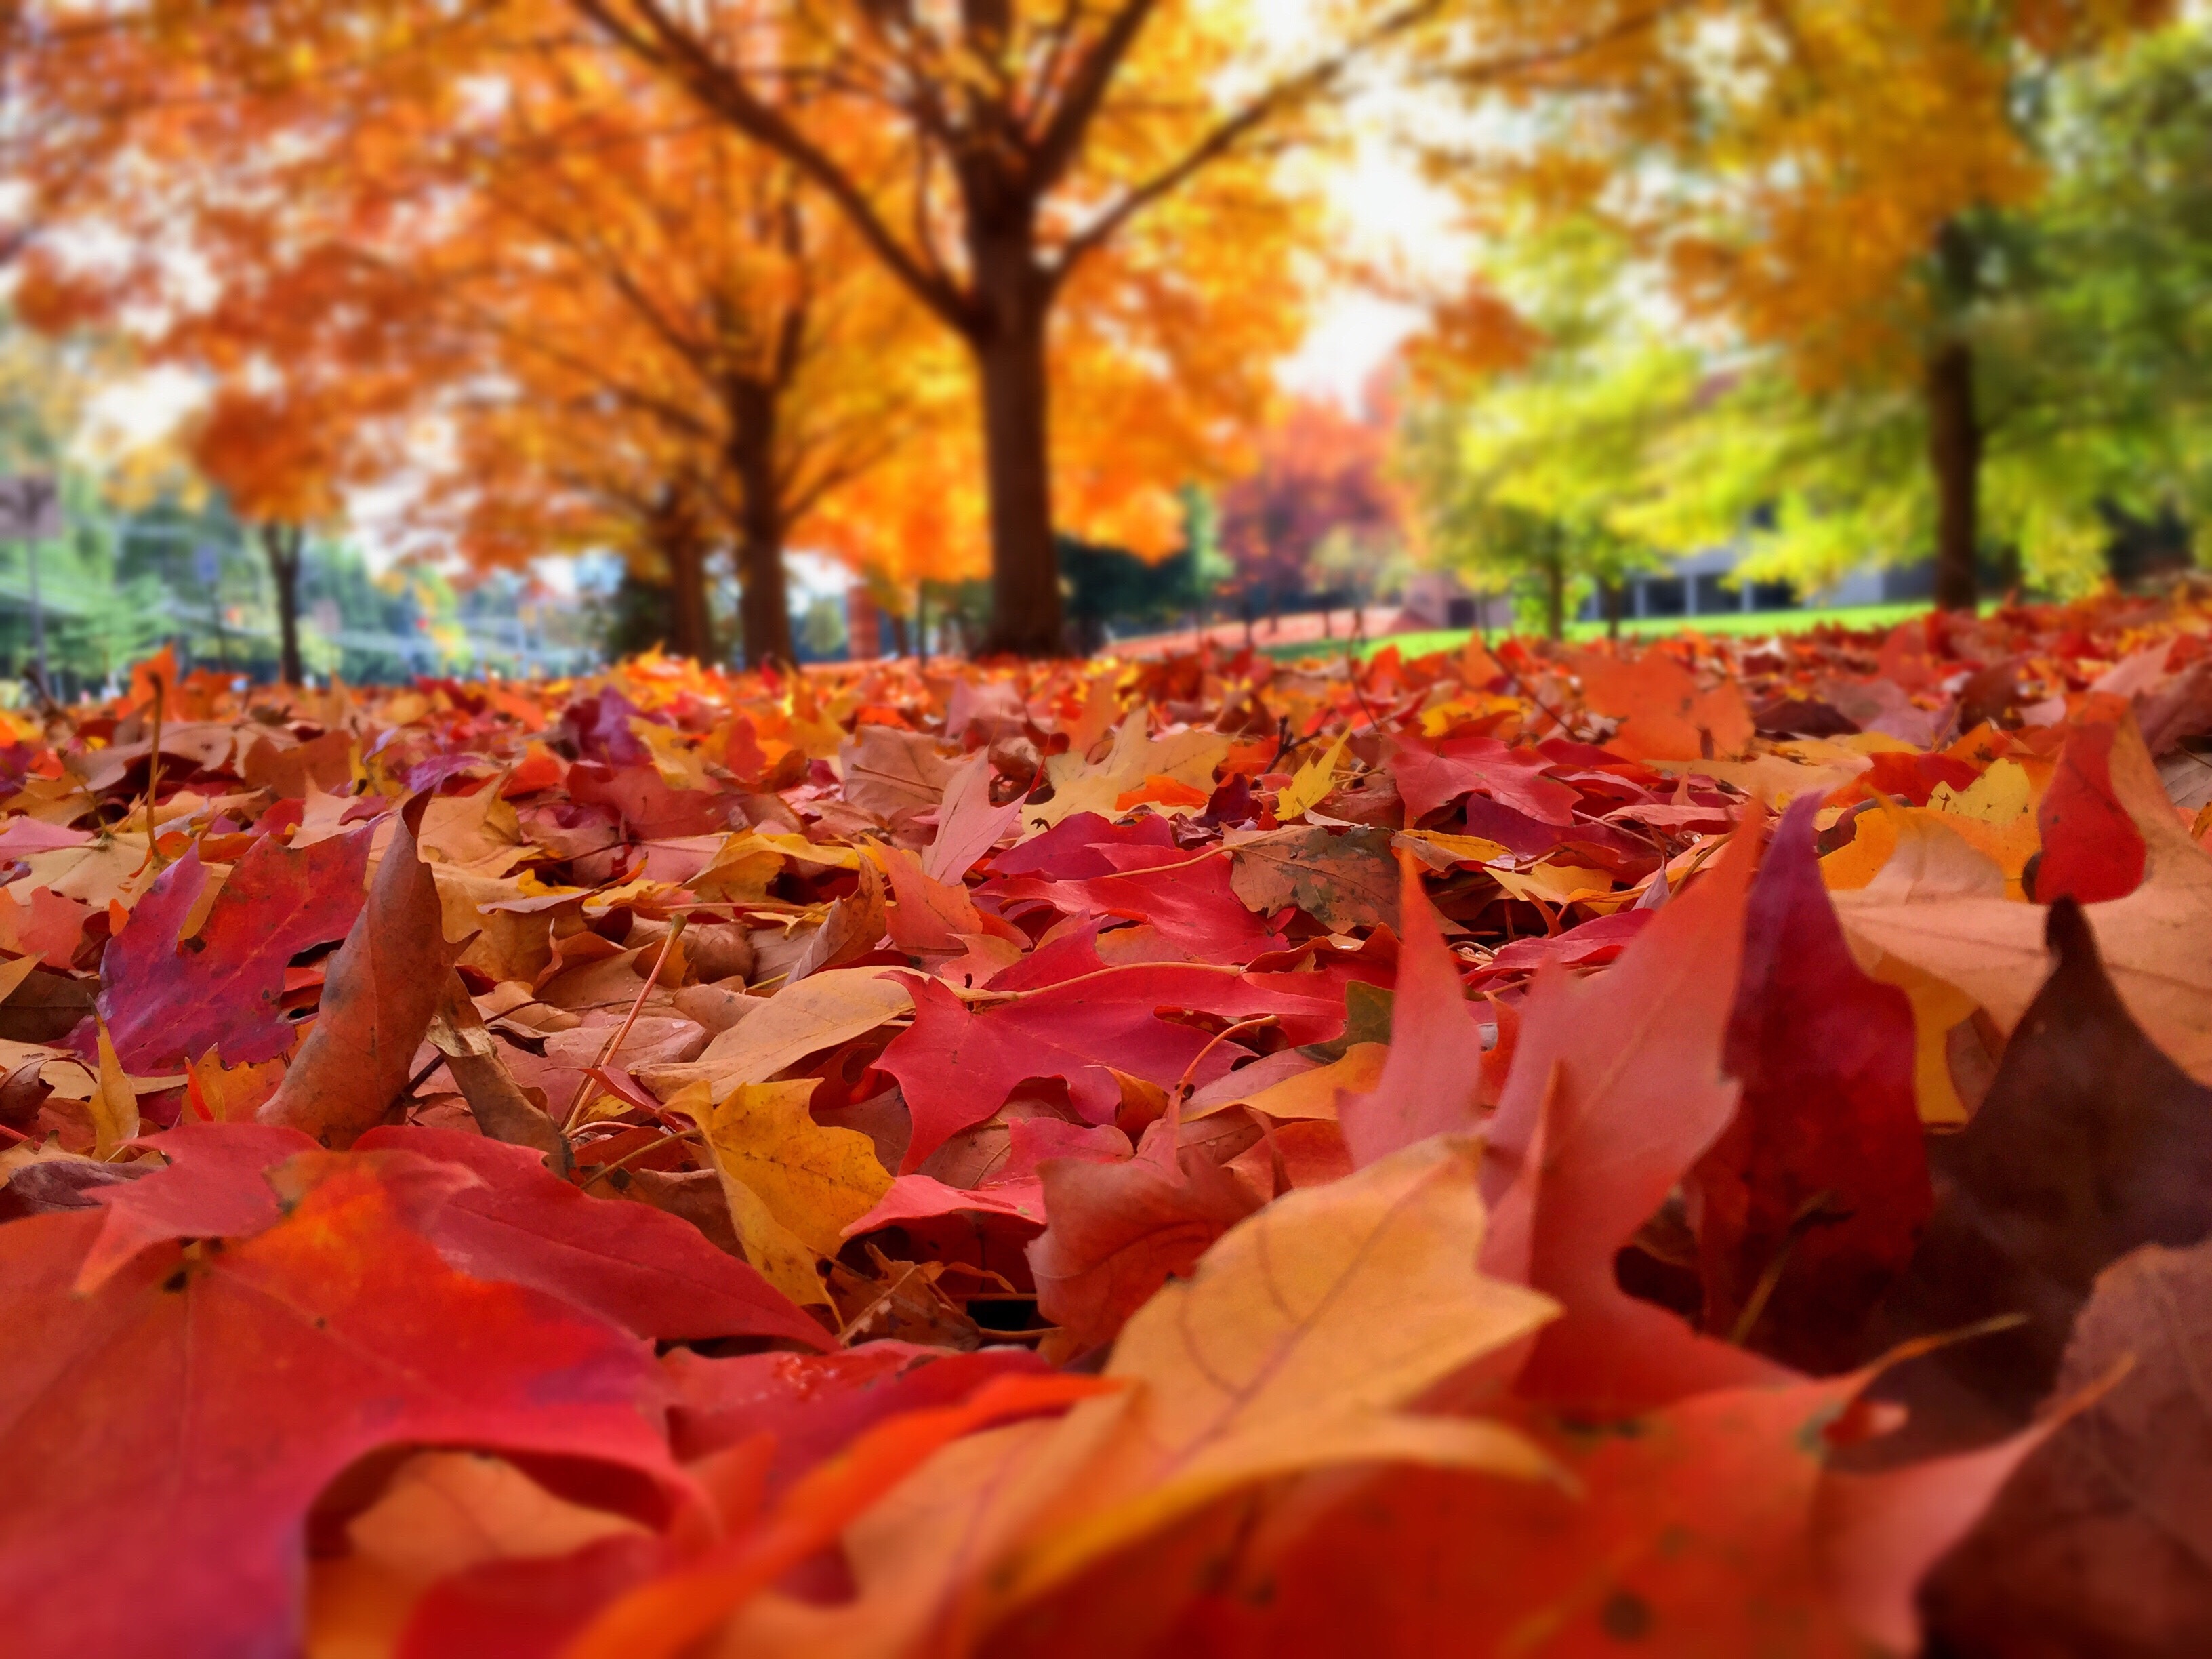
0, 0, 2206, 672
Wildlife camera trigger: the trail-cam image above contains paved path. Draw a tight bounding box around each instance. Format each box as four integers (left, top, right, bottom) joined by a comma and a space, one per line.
1109, 606, 1415, 659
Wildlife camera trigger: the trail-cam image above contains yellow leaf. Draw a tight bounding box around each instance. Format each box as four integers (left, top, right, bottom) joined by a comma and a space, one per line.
1274, 732, 1347, 822
979, 1136, 1560, 1615
88, 1019, 138, 1160
1185, 1042, 1388, 1121
1395, 828, 1513, 867
714, 1169, 833, 1310
1926, 758, 2041, 897
696, 1078, 893, 1257
1028, 713, 1227, 831
626, 717, 712, 791
1929, 756, 2032, 824
637, 966, 912, 1099
1862, 953, 1983, 1128
1490, 863, 1614, 903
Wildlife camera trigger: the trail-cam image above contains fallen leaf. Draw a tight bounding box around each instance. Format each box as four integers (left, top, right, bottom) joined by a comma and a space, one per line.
1028, 714, 1227, 831
562, 1370, 1118, 1659
1574, 647, 1756, 761
1837, 718, 2212, 1080
1387, 732, 1580, 826
922, 752, 1022, 883
694, 1078, 895, 1257
258, 795, 457, 1147
0, 1152, 676, 1659
1338, 853, 1488, 1168
639, 967, 913, 1099
839, 724, 958, 820
1027, 1102, 1261, 1349
1226, 825, 1399, 933
81, 830, 369, 1073
1118, 1368, 2030, 1659
1273, 732, 1347, 822
1687, 796, 1927, 1372
1922, 1237, 2212, 1656
2034, 705, 2147, 903
977, 1136, 1560, 1627
356, 1124, 834, 1348
1481, 806, 1790, 1412
1867, 897, 2212, 1450
880, 968, 1281, 1173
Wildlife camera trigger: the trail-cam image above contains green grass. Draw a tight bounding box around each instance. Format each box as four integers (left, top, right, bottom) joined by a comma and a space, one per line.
1263, 600, 1951, 662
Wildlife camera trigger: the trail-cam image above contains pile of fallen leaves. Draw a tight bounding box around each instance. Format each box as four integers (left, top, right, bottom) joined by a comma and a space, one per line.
5, 595, 2211, 1658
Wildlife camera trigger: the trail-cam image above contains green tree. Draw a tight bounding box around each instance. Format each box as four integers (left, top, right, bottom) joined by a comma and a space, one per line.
1404, 230, 1692, 638
1616, 23, 2212, 600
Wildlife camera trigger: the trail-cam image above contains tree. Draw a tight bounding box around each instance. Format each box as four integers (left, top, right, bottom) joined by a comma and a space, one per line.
553, 0, 1652, 652
184, 384, 365, 689
8, 3, 973, 670
1499, 22, 2212, 607
1401, 228, 1690, 638
1433, 0, 2171, 610
1218, 393, 1408, 621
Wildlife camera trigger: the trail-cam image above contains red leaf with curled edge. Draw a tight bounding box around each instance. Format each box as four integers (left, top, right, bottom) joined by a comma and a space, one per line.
663, 1345, 1057, 1471
879, 967, 1343, 1174
256, 794, 456, 1149
1067, 846, 1288, 961
1475, 909, 1651, 978
1337, 853, 1486, 1170
1072, 1368, 2043, 1659
1388, 733, 1580, 826
844, 1118, 1131, 1237
73, 1122, 314, 1291
353, 1126, 834, 1349
1686, 795, 1928, 1372
79, 1123, 830, 1350
2035, 702, 2148, 904
77, 829, 371, 1073
1481, 806, 1790, 1414
0, 1153, 678, 1659
567, 760, 729, 840
1027, 1103, 1262, 1348
985, 811, 1174, 880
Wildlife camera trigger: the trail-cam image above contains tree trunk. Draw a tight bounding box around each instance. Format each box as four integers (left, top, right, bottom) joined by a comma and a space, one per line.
731, 381, 794, 670
1601, 579, 1624, 641
970, 238, 1062, 657
1927, 337, 1981, 613
1544, 555, 1565, 642
260, 523, 304, 687
664, 530, 714, 663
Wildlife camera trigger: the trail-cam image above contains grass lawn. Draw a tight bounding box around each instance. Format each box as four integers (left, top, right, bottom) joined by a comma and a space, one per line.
1263, 600, 1949, 662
